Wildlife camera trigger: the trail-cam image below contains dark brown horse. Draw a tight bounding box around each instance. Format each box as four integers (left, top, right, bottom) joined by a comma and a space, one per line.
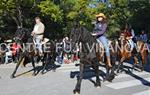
116, 32, 147, 73
0, 39, 6, 64
70, 23, 115, 95
10, 28, 56, 78
136, 40, 148, 71
0, 51, 5, 64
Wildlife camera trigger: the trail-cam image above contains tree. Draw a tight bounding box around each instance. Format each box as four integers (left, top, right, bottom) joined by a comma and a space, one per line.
0, 0, 37, 38
0, 0, 149, 39
129, 0, 150, 34
97, 0, 132, 37
38, 0, 63, 22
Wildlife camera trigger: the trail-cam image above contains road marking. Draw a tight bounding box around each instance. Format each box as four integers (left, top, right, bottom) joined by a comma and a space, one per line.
106, 77, 150, 89
132, 90, 150, 95
116, 72, 150, 78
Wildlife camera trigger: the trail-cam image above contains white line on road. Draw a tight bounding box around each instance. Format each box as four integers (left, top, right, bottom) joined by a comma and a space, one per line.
116, 72, 150, 78
106, 77, 150, 89
132, 90, 150, 95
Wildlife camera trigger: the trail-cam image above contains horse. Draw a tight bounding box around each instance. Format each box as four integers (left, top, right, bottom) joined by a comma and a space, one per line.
116, 32, 145, 73
70, 23, 115, 95
0, 38, 6, 64
136, 40, 149, 71
10, 28, 57, 78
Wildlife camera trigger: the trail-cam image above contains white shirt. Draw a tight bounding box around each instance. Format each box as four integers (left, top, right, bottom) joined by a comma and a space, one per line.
33, 22, 45, 40
131, 29, 135, 37
33, 24, 39, 33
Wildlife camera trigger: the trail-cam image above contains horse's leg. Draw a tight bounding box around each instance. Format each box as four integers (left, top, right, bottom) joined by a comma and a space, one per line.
141, 54, 146, 72
10, 55, 24, 79
31, 56, 36, 76
105, 63, 109, 77
73, 63, 84, 95
134, 52, 144, 72
108, 60, 116, 81
20, 57, 25, 67
105, 66, 115, 82
117, 57, 125, 73
94, 65, 101, 88
110, 53, 117, 75
1, 56, 4, 64
132, 56, 138, 72
51, 52, 57, 72
92, 59, 101, 88
41, 53, 49, 74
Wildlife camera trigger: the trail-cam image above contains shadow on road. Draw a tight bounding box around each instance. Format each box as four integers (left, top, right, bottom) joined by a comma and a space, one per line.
15, 63, 61, 78
124, 69, 150, 87
70, 64, 106, 86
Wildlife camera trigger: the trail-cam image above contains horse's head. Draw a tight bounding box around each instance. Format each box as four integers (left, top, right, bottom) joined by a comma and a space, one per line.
70, 22, 82, 44
69, 22, 84, 53
14, 28, 30, 43
70, 28, 82, 44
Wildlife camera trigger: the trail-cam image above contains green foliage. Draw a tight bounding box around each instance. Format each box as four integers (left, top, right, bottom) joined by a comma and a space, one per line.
129, 0, 150, 34
0, 0, 150, 39
38, 0, 63, 22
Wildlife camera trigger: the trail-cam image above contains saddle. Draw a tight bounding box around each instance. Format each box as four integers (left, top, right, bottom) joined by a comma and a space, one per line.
33, 38, 50, 55
41, 38, 50, 45
33, 38, 50, 45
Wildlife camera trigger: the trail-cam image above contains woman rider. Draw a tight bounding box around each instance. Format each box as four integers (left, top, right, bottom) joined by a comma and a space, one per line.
91, 13, 112, 68
124, 23, 135, 52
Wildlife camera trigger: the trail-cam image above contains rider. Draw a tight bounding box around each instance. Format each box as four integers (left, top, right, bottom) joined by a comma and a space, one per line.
31, 17, 45, 55
124, 23, 135, 52
92, 13, 112, 68
140, 30, 148, 43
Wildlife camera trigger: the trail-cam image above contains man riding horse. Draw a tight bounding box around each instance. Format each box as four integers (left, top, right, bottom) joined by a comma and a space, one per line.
11, 17, 57, 78
31, 17, 45, 56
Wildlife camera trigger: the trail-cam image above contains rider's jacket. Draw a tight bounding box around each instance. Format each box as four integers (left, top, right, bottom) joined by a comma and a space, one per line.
93, 22, 107, 37
33, 22, 45, 40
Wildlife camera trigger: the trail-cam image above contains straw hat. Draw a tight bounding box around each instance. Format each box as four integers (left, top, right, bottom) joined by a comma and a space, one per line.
96, 13, 106, 19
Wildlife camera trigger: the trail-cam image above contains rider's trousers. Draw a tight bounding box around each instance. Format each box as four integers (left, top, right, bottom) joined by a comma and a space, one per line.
35, 38, 43, 53
128, 39, 134, 52
97, 35, 110, 58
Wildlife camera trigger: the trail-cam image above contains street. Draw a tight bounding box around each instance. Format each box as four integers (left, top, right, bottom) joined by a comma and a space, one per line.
0, 62, 150, 95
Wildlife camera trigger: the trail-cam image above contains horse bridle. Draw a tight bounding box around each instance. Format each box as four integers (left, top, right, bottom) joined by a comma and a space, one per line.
14, 28, 27, 42
75, 27, 82, 43
70, 27, 82, 53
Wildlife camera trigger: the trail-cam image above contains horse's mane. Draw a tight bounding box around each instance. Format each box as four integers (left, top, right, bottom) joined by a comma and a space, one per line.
14, 28, 32, 43
75, 26, 98, 56
79, 26, 96, 44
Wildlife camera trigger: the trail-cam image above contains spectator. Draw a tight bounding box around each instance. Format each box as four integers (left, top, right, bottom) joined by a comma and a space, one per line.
148, 40, 150, 52
12, 42, 21, 63
140, 30, 148, 43
63, 37, 72, 64
129, 24, 136, 43
5, 44, 13, 64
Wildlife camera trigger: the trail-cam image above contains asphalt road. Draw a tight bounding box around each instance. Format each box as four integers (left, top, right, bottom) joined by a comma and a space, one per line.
0, 62, 150, 95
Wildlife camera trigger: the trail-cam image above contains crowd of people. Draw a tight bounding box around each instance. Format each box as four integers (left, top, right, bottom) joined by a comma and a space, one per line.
120, 23, 149, 50
0, 14, 150, 65
0, 40, 21, 64
0, 36, 79, 65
